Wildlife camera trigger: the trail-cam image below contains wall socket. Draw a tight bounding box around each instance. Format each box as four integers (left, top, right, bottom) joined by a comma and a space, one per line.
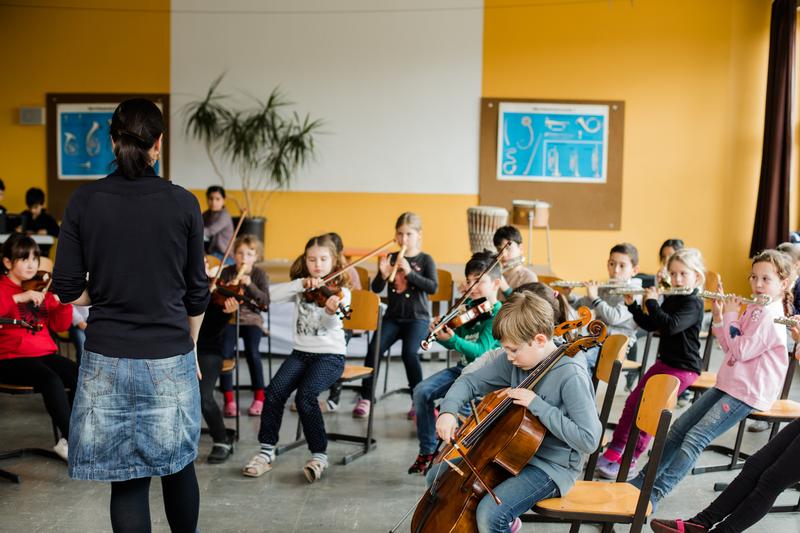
19, 107, 46, 125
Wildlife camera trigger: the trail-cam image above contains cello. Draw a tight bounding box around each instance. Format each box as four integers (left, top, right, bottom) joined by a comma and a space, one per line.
409, 320, 608, 533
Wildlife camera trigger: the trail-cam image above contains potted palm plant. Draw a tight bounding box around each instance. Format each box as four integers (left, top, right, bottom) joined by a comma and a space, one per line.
183, 74, 322, 242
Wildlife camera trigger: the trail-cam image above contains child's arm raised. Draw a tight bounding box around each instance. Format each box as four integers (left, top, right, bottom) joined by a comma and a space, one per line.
527, 367, 601, 454
243, 268, 270, 309
714, 302, 782, 363
269, 279, 305, 305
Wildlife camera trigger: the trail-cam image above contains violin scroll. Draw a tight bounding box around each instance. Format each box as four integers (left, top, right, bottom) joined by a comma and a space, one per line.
553, 306, 591, 337
563, 319, 607, 357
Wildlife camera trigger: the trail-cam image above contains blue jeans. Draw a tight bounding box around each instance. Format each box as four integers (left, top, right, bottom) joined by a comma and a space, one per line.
360, 318, 429, 398
426, 460, 559, 533
630, 387, 753, 504
69, 325, 86, 365
413, 365, 463, 455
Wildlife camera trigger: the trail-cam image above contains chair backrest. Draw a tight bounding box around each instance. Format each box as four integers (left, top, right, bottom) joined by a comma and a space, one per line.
595, 334, 628, 385
429, 269, 454, 303
206, 254, 222, 277
703, 270, 720, 311
354, 266, 370, 291
635, 374, 679, 436
537, 275, 561, 286
344, 289, 381, 332
778, 345, 798, 400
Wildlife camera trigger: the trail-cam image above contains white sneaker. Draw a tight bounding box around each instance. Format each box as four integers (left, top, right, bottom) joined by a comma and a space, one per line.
53, 438, 68, 462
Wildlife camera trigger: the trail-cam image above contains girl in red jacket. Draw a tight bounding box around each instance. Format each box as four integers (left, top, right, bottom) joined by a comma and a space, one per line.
0, 234, 75, 460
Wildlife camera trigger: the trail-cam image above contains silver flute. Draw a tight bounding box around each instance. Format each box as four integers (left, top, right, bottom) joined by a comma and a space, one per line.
608, 287, 694, 296
550, 279, 630, 289
699, 291, 771, 306
774, 316, 800, 327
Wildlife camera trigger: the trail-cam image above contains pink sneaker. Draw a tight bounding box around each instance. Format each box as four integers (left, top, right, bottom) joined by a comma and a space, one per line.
510, 517, 522, 533
224, 401, 238, 418
248, 400, 263, 416
353, 399, 371, 418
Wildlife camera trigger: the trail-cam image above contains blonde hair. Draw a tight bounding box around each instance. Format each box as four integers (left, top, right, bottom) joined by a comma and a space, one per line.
667, 248, 706, 289
492, 292, 554, 345
752, 249, 795, 315
234, 235, 263, 260
395, 212, 422, 232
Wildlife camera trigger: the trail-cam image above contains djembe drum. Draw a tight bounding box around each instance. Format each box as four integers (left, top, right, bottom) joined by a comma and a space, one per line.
467, 206, 508, 253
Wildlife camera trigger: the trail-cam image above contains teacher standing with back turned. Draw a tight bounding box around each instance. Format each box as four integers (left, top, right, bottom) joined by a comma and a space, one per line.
53, 98, 209, 533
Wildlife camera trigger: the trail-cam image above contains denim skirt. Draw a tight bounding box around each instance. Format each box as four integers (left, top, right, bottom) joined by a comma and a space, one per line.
68, 350, 200, 481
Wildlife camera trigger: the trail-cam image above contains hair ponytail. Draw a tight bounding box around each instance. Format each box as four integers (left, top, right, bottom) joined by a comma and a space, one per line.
110, 99, 165, 178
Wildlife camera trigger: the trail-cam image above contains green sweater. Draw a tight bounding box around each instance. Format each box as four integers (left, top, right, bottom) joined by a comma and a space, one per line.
437, 300, 501, 366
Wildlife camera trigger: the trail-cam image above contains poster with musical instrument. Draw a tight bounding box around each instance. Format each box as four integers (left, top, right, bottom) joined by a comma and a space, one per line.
56, 102, 163, 180
497, 102, 608, 183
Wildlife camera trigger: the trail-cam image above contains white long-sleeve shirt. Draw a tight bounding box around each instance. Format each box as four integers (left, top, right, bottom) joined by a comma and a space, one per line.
269, 279, 351, 355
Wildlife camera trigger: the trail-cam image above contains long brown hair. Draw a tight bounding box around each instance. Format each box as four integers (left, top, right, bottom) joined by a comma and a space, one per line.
752, 249, 796, 316
289, 234, 350, 289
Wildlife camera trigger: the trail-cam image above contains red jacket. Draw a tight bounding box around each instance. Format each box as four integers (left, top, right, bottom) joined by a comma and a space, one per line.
0, 276, 72, 360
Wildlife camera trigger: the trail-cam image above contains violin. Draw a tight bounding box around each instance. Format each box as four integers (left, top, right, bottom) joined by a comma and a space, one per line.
420, 298, 494, 351
303, 283, 352, 320
553, 305, 591, 340
21, 270, 52, 292
0, 317, 43, 332
213, 264, 268, 312
409, 321, 608, 532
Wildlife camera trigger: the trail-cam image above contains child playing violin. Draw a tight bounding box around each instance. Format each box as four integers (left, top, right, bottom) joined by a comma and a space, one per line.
242, 234, 350, 482
493, 225, 537, 298
0, 234, 75, 460
354, 212, 438, 420
426, 292, 601, 533
595, 248, 706, 480
219, 235, 270, 417
408, 251, 502, 474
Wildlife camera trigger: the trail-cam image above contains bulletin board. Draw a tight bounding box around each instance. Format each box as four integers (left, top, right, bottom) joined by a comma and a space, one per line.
479, 98, 624, 230
47, 93, 170, 218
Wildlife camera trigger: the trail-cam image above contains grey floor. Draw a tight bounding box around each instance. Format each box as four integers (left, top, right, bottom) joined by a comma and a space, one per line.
2, 337, 800, 532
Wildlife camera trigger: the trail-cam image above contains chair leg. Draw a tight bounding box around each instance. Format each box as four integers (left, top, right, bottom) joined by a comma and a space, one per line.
568, 521, 582, 533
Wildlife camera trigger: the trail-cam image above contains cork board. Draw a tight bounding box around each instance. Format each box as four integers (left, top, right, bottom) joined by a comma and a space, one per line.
479, 98, 624, 230
46, 93, 170, 219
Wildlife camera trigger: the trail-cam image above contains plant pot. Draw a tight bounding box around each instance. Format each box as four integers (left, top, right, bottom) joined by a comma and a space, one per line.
233, 216, 267, 244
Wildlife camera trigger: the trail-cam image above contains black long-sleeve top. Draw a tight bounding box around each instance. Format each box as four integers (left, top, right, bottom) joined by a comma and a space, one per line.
626, 293, 704, 374
52, 167, 210, 359
371, 251, 437, 321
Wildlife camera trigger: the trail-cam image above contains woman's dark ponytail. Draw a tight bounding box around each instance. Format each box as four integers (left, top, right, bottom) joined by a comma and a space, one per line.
110, 99, 165, 178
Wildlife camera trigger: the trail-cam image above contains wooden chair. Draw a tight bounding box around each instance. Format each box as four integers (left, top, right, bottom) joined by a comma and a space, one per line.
538, 275, 561, 286
532, 374, 680, 533
354, 265, 370, 291
205, 254, 222, 277
688, 270, 722, 401
277, 289, 383, 464
381, 269, 453, 396
692, 347, 799, 476
584, 334, 628, 476
0, 383, 63, 484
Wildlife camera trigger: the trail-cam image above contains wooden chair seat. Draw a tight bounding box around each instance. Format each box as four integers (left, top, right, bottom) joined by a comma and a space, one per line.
699, 330, 709, 340
750, 399, 800, 422
0, 383, 35, 394
340, 365, 372, 382
221, 359, 236, 373
535, 480, 652, 518
689, 371, 716, 390
621, 359, 641, 371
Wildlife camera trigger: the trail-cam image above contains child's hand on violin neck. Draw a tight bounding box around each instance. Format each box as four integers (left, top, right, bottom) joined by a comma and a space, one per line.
324, 294, 341, 315
303, 277, 323, 289
501, 387, 536, 408
436, 412, 458, 443
14, 290, 45, 306
434, 325, 453, 342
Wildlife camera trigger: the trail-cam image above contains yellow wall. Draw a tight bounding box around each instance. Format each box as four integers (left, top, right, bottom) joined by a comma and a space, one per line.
0, 0, 170, 212
190, 190, 478, 264
484, 0, 772, 292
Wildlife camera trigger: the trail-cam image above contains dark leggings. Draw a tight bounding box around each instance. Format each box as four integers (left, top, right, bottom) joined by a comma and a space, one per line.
110, 462, 199, 533
691, 417, 800, 532
0, 354, 77, 438
359, 318, 428, 398
198, 352, 227, 443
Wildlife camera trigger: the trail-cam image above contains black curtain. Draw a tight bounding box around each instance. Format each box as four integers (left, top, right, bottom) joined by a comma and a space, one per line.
750, 0, 796, 256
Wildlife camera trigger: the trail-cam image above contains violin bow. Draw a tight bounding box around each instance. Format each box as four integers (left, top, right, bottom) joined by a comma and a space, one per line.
307, 239, 396, 290
210, 207, 248, 291
425, 242, 510, 342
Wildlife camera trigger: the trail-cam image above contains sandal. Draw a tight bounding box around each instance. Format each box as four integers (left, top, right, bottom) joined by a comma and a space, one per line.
242, 454, 272, 477
303, 458, 327, 483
